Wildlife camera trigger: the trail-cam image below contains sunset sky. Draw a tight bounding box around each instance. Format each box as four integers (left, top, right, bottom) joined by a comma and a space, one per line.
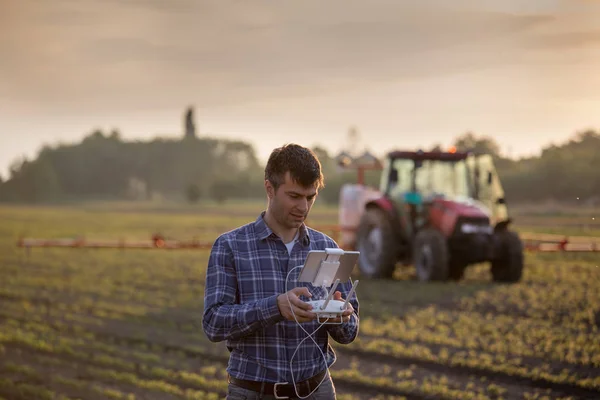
1, 0, 599, 179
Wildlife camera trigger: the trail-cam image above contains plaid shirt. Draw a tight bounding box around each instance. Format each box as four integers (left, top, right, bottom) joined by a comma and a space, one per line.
202, 211, 359, 384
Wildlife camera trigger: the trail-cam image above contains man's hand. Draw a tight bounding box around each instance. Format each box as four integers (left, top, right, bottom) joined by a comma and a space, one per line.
326, 291, 354, 324
277, 287, 317, 323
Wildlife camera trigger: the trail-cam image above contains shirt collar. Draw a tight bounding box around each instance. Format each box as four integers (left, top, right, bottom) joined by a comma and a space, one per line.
255, 211, 310, 246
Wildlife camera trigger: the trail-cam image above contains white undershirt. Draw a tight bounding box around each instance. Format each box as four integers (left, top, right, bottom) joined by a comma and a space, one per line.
284, 230, 300, 255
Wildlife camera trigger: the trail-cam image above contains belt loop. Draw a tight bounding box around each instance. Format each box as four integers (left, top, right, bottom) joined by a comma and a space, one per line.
259, 381, 265, 399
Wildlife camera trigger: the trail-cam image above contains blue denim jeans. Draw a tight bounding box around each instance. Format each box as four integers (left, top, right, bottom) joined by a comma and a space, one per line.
226, 373, 337, 399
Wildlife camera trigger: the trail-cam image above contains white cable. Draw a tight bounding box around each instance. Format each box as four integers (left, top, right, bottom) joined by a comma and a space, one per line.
283, 265, 334, 399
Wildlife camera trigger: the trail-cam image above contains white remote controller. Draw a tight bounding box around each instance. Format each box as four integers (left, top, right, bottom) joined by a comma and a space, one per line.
306, 299, 347, 319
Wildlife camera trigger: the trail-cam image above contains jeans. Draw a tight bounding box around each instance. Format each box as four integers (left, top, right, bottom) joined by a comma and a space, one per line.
226, 373, 337, 399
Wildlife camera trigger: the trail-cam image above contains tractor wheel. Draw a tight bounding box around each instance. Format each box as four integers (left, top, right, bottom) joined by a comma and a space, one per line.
413, 228, 449, 281
356, 207, 397, 279
491, 230, 524, 283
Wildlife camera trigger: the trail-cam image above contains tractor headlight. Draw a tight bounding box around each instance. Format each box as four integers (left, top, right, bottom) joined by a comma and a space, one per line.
460, 223, 493, 234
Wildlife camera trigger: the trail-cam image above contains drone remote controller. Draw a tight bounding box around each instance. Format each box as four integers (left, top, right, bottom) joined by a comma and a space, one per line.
306, 299, 347, 320
300, 250, 360, 324
308, 278, 358, 323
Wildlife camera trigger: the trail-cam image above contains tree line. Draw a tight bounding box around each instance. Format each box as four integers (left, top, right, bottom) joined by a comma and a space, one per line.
0, 130, 265, 204
0, 128, 598, 206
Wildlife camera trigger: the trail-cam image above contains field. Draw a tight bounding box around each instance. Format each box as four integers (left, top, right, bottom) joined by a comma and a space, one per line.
1, 201, 599, 400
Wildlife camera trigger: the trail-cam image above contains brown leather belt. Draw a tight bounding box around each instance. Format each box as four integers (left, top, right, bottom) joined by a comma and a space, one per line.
228, 369, 327, 398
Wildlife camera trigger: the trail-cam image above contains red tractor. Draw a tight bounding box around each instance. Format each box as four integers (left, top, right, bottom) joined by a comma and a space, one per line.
338, 149, 523, 282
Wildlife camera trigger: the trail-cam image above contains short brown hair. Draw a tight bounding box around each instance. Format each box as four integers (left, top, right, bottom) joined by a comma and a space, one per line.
265, 143, 325, 191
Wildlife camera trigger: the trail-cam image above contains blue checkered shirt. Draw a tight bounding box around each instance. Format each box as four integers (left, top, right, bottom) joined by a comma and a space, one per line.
202, 212, 359, 383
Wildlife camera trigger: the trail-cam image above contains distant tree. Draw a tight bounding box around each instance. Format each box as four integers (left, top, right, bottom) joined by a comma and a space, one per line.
185, 183, 202, 204
83, 129, 106, 142
109, 129, 122, 141
30, 158, 62, 202
1, 155, 62, 202
454, 132, 501, 157
8, 155, 28, 179
211, 180, 235, 204
311, 145, 329, 161
311, 145, 336, 175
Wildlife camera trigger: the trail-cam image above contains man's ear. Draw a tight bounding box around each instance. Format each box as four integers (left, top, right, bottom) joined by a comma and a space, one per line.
265, 180, 274, 199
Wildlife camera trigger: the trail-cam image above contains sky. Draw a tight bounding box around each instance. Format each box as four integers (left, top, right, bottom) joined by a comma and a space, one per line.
1, 0, 599, 179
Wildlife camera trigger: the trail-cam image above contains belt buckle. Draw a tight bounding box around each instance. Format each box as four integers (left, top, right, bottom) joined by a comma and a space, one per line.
273, 381, 289, 399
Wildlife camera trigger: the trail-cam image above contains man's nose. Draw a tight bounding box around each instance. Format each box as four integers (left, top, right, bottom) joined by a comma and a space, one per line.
297, 198, 308, 212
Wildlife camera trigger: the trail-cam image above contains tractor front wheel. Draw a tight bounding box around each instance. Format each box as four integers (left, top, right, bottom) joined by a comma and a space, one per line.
413, 228, 449, 281
356, 207, 397, 279
491, 230, 524, 283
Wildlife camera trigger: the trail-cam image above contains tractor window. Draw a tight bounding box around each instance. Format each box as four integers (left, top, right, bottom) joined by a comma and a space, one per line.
413, 160, 470, 199
466, 154, 508, 223
384, 159, 413, 193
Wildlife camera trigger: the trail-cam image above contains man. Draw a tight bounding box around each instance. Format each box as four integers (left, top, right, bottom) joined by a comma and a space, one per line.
203, 143, 360, 399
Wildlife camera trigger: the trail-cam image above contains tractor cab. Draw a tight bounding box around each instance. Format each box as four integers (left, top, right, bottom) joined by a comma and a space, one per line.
379, 150, 509, 230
